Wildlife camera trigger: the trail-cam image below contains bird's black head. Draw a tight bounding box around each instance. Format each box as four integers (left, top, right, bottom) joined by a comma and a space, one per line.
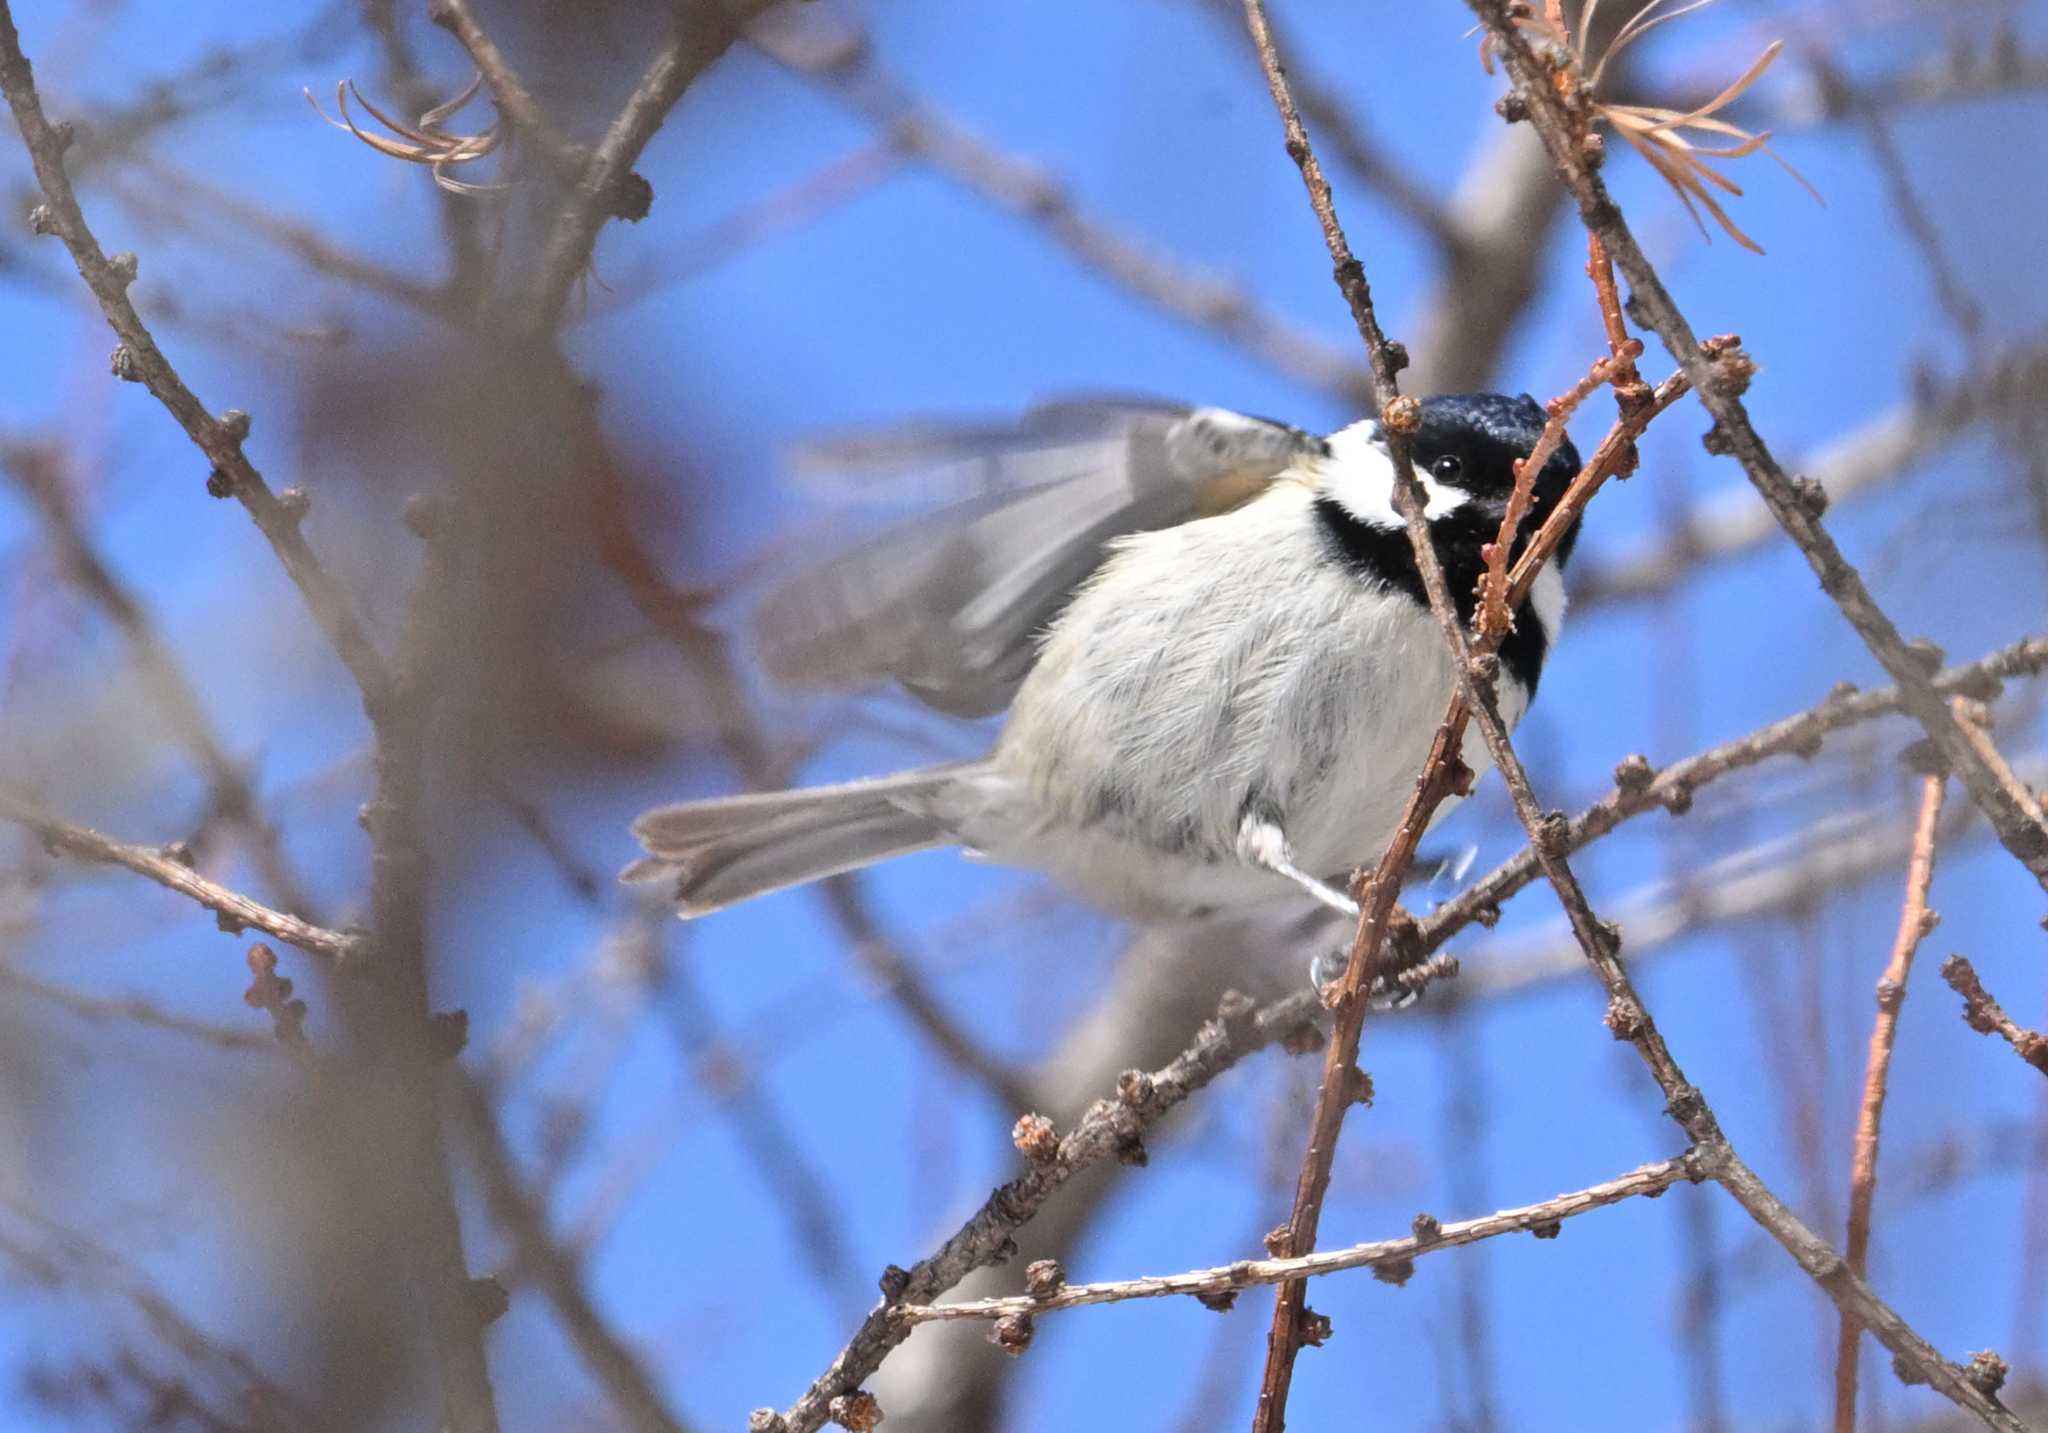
1315, 390, 1587, 571
1313, 390, 1589, 697
1409, 392, 1584, 566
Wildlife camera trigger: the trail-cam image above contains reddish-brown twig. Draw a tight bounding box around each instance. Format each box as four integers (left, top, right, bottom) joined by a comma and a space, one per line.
1474, 343, 1641, 641
1231, 1, 1450, 1415
1233, 8, 1705, 1414
1834, 771, 1948, 1433
1941, 956, 2048, 1078
1465, 6, 2034, 1425
1467, 0, 2048, 897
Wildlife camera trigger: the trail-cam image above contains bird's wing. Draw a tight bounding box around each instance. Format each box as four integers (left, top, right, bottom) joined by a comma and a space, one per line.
752, 399, 1328, 717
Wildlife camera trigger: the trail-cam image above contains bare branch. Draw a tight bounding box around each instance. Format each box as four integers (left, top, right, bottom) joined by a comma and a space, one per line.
1462, 774, 2030, 997
1466, 0, 2048, 894
1191, 0, 1452, 246
426, 0, 587, 178
1461, 11, 2035, 1424
520, 1, 780, 335
0, 4, 398, 726
901, 1153, 1699, 1323
0, 964, 274, 1053
0, 792, 360, 962
1, 445, 318, 918
1231, 2, 1449, 1415
1421, 637, 2048, 965
1941, 956, 2048, 1079
1836, 773, 1949, 1433
1573, 346, 2048, 611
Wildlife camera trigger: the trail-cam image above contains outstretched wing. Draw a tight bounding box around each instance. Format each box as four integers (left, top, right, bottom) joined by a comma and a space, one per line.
753, 399, 1327, 717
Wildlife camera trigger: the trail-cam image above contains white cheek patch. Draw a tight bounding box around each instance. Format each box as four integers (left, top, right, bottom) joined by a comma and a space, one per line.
1320, 420, 1467, 529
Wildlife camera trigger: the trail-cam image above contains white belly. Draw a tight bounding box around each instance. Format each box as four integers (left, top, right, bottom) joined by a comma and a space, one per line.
937, 486, 1537, 919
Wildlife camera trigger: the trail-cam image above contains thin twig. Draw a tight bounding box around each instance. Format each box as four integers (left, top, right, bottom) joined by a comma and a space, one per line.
1804, 52, 1983, 342
1191, 0, 1453, 246
520, 2, 778, 335
426, 0, 588, 178
1419, 636, 2048, 960
1941, 956, 2048, 1078
1467, 0, 2048, 894
900, 1153, 1700, 1323
1444, 507, 2023, 1429
1232, 2, 1448, 1415
0, 4, 399, 727
1464, 773, 2032, 997
1574, 345, 2048, 610
573, 379, 1031, 1112
0, 793, 360, 962
100, 158, 460, 323
1463, 10, 2034, 1425
1835, 771, 1948, 1433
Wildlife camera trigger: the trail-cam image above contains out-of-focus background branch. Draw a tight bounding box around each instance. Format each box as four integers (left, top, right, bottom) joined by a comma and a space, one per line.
0, 2, 2044, 1431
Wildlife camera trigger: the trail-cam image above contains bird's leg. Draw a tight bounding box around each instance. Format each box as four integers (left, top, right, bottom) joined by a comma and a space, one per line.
1235, 814, 1360, 918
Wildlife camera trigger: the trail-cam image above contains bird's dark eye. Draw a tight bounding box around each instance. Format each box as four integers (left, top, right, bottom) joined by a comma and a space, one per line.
1430, 454, 1463, 482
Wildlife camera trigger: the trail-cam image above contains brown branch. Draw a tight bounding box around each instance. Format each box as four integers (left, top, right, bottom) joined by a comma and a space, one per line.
1232, 9, 1703, 1417
899, 1152, 1699, 1323
1461, 775, 2030, 998
426, 0, 588, 178
0, 792, 360, 962
1419, 637, 2048, 962
1467, 0, 2048, 894
1462, 11, 2033, 1425
1439, 512, 2023, 1430
0, 4, 399, 728
1941, 956, 2048, 1079
1232, 2, 1459, 1417
769, 988, 1321, 1433
518, 2, 777, 336
339, 497, 501, 1433
1573, 345, 2048, 611
1836, 773, 1949, 1433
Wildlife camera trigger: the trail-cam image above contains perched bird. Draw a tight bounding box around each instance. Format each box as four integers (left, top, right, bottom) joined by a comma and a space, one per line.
625, 393, 1582, 931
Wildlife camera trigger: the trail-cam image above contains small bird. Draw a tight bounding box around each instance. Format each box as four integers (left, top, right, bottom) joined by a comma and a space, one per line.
625, 393, 1582, 930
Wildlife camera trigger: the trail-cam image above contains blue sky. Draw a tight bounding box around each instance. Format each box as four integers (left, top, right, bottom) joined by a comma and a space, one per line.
1, 1, 2045, 1430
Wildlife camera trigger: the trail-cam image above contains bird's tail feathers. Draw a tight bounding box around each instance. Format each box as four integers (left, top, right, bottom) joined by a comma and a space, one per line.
623, 762, 976, 916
